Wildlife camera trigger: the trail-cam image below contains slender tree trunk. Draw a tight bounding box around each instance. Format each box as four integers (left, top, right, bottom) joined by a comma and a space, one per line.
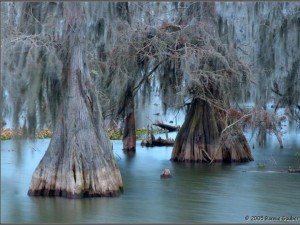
257, 127, 267, 147
28, 3, 123, 198
171, 98, 253, 163
122, 94, 136, 152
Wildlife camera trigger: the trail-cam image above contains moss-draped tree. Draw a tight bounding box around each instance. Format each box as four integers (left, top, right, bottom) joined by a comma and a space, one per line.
217, 2, 300, 144
169, 2, 254, 162
92, 2, 254, 162
2, 2, 123, 198
30, 2, 123, 198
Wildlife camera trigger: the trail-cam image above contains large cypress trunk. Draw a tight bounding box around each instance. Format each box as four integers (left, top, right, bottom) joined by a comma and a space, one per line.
171, 98, 253, 163
28, 3, 123, 198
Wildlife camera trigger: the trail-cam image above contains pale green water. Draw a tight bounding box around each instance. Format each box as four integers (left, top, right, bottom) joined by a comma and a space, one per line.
1, 130, 300, 223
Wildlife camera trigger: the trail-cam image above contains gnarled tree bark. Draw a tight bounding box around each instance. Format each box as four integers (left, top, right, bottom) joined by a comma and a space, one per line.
27, 2, 123, 198
171, 98, 253, 163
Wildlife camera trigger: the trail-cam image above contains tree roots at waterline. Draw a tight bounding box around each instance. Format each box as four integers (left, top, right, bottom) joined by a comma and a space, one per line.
27, 123, 123, 198
27, 99, 123, 198
171, 99, 253, 163
27, 80, 123, 198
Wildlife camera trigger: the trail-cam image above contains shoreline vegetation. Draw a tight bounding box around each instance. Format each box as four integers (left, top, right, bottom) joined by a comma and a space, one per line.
0, 127, 166, 141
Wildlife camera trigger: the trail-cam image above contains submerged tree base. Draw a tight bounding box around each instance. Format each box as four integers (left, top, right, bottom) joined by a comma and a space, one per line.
171, 98, 254, 163
28, 169, 124, 198
28, 188, 122, 198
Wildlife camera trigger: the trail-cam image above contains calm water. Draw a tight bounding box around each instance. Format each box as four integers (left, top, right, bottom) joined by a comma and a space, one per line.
1, 130, 300, 223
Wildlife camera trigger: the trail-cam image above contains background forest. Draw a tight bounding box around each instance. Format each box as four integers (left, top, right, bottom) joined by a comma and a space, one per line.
2, 2, 299, 143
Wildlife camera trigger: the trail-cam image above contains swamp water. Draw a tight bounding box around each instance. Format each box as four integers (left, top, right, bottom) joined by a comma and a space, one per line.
1, 130, 300, 223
